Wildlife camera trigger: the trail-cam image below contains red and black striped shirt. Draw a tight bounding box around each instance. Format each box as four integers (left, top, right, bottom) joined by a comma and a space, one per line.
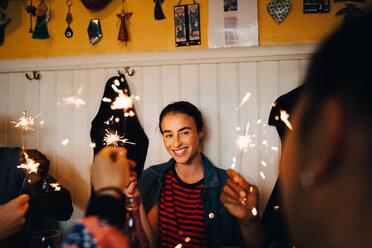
158, 167, 208, 248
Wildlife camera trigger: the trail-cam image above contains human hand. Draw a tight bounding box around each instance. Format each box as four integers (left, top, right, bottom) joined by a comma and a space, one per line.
19, 149, 50, 184
91, 147, 131, 197
220, 169, 259, 226
0, 194, 30, 240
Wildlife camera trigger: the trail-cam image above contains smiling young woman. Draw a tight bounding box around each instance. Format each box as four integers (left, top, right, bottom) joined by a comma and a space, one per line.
138, 101, 263, 248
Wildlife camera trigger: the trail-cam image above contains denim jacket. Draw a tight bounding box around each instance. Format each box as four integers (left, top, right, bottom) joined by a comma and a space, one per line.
138, 153, 244, 248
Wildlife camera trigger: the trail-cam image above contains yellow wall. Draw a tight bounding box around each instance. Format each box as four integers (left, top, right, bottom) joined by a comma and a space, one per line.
0, 0, 370, 59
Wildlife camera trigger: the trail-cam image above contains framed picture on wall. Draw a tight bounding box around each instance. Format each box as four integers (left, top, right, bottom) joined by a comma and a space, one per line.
304, 0, 330, 14
174, 4, 201, 47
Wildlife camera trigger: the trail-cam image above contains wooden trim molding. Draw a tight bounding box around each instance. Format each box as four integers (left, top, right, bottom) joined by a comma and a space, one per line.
0, 44, 317, 73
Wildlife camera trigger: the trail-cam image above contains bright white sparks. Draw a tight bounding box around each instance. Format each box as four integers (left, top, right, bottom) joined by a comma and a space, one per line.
103, 129, 136, 147
261, 161, 267, 167
11, 111, 41, 131
235, 92, 251, 111
50, 183, 61, 191
110, 85, 133, 110
62, 139, 69, 146
17, 152, 39, 174
251, 207, 258, 216
231, 157, 236, 169
280, 110, 293, 130
260, 171, 266, 179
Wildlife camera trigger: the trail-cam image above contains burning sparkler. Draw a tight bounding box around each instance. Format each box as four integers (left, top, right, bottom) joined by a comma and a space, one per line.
57, 84, 86, 109
17, 151, 40, 195
11, 111, 41, 132
235, 92, 251, 111
103, 129, 136, 147
280, 110, 293, 130
50, 183, 61, 191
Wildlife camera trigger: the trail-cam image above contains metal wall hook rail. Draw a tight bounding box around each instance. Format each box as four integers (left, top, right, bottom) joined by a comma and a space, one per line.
25, 71, 40, 80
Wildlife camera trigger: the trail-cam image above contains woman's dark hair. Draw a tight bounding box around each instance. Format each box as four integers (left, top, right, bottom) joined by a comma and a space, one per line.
159, 101, 204, 134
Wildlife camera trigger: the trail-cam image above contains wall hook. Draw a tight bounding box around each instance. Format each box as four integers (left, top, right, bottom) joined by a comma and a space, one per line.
124, 67, 134, 76
25, 71, 40, 80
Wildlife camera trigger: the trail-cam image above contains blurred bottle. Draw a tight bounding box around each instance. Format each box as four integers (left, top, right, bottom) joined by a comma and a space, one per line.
123, 193, 149, 248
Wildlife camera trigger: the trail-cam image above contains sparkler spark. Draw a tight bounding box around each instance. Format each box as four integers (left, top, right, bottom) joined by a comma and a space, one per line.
235, 92, 251, 111
58, 85, 86, 109
62, 139, 69, 146
231, 157, 236, 169
103, 129, 136, 147
235, 123, 255, 151
17, 152, 39, 174
251, 207, 258, 216
260, 171, 266, 179
11, 111, 41, 131
280, 110, 293, 130
50, 183, 61, 191
111, 85, 133, 111
175, 244, 182, 248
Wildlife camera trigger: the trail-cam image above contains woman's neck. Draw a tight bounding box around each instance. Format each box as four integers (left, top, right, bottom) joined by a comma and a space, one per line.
175, 154, 204, 184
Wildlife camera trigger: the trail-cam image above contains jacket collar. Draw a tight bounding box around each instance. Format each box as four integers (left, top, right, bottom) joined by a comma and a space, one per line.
149, 153, 220, 188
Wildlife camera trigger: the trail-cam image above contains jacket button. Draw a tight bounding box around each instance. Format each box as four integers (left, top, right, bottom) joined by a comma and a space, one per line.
209, 213, 214, 219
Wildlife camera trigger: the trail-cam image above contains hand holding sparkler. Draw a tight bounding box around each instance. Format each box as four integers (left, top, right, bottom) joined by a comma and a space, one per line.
92, 147, 133, 198
0, 194, 30, 240
220, 169, 259, 226
19, 149, 50, 185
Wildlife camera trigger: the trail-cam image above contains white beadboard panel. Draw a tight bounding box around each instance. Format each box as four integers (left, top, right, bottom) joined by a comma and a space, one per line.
143, 66, 162, 168
219, 63, 238, 171
238, 62, 259, 185
23, 77, 40, 150
39, 71, 57, 177
55, 70, 74, 196
160, 65, 180, 162
7, 73, 24, 148
180, 64, 199, 105
0, 73, 9, 146
299, 59, 311, 84
279, 60, 300, 95
199, 64, 219, 166
71, 70, 91, 221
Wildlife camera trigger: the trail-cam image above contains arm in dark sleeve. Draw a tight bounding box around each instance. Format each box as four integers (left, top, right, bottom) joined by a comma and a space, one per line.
26, 176, 73, 221
85, 191, 126, 229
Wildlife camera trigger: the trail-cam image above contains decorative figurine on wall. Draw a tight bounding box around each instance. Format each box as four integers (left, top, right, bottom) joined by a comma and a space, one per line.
0, 11, 11, 46
335, 0, 365, 24
154, 0, 165, 20
304, 0, 330, 14
174, 1, 201, 47
25, 0, 37, 33
117, 0, 132, 43
65, 0, 73, 38
32, 0, 50, 39
267, 0, 292, 24
87, 19, 102, 45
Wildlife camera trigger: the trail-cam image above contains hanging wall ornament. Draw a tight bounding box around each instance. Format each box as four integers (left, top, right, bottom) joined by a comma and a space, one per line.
65, 0, 73, 38
32, 0, 50, 39
154, 0, 165, 20
0, 11, 11, 45
267, 0, 291, 24
80, 0, 112, 10
87, 19, 102, 45
117, 0, 132, 43
25, 0, 37, 33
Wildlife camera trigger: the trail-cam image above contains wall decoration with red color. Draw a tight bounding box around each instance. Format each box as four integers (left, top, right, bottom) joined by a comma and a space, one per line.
267, 0, 292, 24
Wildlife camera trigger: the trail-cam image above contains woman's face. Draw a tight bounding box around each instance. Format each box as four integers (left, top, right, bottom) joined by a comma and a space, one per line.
161, 112, 203, 166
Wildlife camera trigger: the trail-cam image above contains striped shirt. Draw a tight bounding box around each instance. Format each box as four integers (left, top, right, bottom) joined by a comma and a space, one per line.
158, 167, 208, 248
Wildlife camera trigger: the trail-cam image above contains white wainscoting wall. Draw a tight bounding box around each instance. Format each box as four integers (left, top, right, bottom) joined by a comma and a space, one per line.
0, 44, 316, 230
